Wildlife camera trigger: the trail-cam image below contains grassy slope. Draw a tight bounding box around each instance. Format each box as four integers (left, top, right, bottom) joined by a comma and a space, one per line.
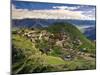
12, 22, 96, 73
45, 22, 95, 53
12, 34, 33, 50
45, 56, 65, 65
12, 34, 67, 74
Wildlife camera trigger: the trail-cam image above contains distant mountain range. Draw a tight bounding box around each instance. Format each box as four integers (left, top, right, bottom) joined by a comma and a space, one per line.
12, 18, 96, 40
84, 26, 96, 40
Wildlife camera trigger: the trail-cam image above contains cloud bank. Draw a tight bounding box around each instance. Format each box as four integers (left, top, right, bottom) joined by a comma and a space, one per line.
52, 6, 81, 10
12, 4, 95, 20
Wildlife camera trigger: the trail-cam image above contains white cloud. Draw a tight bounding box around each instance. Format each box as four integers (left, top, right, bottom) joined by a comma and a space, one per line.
76, 25, 95, 33
52, 6, 80, 10
12, 4, 95, 20
81, 10, 95, 20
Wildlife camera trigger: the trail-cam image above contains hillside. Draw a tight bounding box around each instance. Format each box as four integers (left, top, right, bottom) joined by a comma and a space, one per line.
47, 23, 95, 52
12, 22, 96, 74
12, 19, 96, 40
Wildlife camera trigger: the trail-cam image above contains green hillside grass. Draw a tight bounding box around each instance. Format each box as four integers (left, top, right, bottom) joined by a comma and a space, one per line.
12, 34, 33, 50
45, 22, 95, 53
12, 22, 96, 74
65, 58, 96, 70
12, 34, 67, 74
45, 56, 65, 65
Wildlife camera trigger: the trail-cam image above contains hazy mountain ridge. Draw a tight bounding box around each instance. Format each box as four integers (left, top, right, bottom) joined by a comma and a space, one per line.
84, 27, 96, 40
12, 18, 95, 27
12, 18, 96, 40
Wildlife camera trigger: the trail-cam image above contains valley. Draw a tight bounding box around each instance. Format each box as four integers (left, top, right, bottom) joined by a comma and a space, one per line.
12, 22, 96, 74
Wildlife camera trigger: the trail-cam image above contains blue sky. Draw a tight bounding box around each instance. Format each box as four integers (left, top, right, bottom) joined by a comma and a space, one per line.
12, 0, 96, 20
12, 0, 95, 10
